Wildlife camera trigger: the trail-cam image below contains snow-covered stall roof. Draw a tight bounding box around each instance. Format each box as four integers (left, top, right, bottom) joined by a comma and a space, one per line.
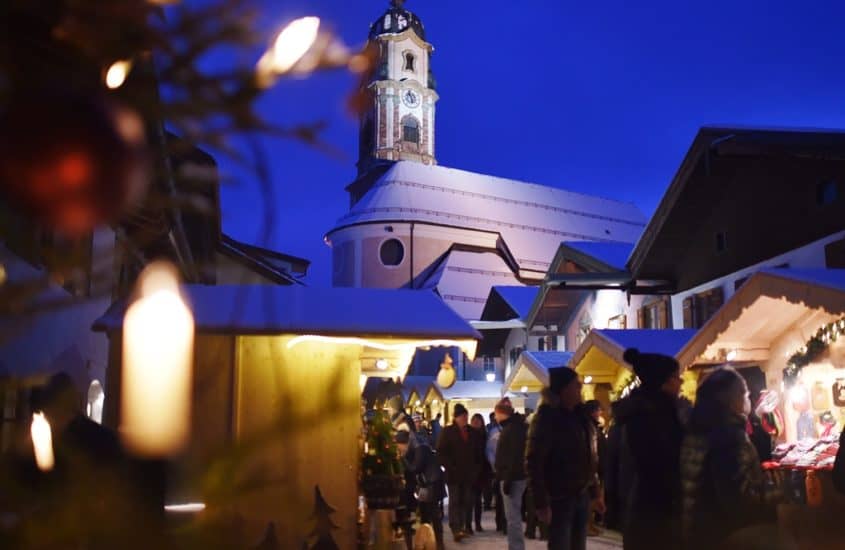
420, 249, 521, 320
504, 351, 574, 393
440, 381, 508, 400
492, 286, 539, 322
592, 329, 698, 359
560, 241, 634, 272
94, 285, 481, 340
677, 269, 845, 367
329, 161, 647, 274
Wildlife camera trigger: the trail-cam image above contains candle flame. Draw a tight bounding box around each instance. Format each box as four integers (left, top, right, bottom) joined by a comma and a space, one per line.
105, 59, 133, 89
31, 412, 55, 472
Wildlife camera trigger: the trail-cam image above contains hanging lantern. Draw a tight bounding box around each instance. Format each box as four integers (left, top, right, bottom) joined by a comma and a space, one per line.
0, 93, 148, 236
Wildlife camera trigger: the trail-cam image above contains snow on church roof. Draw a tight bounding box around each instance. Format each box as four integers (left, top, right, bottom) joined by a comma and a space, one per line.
420, 249, 521, 320
330, 162, 647, 273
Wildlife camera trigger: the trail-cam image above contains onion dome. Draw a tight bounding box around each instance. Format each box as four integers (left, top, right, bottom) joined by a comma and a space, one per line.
369, 0, 426, 41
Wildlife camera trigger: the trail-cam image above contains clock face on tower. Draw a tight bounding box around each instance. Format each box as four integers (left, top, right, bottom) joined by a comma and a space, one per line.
402, 89, 421, 108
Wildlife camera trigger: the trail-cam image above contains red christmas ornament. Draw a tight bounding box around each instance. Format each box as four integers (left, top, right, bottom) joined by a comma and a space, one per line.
0, 93, 149, 236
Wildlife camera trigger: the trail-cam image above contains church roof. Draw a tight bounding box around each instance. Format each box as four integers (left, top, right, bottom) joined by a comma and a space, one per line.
329, 162, 647, 275
369, 2, 426, 41
420, 248, 522, 321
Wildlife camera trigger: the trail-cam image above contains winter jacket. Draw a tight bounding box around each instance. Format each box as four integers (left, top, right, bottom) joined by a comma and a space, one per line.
525, 390, 599, 510
834, 429, 845, 494
613, 387, 684, 550
603, 418, 634, 531
403, 442, 446, 501
681, 415, 781, 550
486, 423, 501, 469
436, 423, 484, 486
495, 413, 528, 483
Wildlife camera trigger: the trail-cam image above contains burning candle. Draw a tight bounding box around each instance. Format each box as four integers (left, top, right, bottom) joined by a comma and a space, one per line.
122, 262, 194, 456
31, 412, 54, 472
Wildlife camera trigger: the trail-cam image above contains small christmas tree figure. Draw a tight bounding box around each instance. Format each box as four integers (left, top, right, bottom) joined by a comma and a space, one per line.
308, 485, 340, 550
362, 410, 403, 477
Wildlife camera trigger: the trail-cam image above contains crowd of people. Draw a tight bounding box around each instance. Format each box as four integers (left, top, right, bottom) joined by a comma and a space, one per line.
386, 347, 844, 550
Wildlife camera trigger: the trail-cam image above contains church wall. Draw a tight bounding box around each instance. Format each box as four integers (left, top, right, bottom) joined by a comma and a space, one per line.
385, 37, 428, 88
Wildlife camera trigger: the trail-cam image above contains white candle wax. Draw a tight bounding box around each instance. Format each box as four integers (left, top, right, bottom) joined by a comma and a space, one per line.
122, 262, 193, 456
31, 412, 54, 472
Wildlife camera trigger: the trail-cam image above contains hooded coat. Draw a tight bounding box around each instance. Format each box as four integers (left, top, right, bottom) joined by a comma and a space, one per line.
613, 386, 684, 550
525, 389, 599, 510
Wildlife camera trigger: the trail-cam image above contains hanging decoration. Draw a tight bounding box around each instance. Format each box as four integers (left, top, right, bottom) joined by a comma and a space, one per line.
436, 353, 456, 389
784, 317, 845, 380
611, 372, 640, 401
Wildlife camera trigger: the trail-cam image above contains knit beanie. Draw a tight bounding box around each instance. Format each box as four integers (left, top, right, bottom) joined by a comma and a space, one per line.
622, 348, 679, 389
549, 366, 578, 394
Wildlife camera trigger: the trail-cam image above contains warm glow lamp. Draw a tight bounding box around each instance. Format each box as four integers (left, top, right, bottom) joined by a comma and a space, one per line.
31, 412, 54, 472
122, 261, 194, 456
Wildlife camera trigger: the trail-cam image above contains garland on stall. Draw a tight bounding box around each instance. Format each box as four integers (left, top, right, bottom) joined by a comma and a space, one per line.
784, 317, 845, 379
611, 372, 641, 401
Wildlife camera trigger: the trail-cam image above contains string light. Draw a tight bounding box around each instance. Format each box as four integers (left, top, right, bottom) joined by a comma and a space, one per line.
785, 316, 845, 379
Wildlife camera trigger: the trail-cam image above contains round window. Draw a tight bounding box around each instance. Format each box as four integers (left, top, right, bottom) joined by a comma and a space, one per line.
379, 238, 405, 266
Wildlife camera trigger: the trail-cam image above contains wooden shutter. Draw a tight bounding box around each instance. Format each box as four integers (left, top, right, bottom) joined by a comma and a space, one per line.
658, 299, 670, 329
707, 287, 724, 320
637, 307, 646, 329
682, 297, 694, 329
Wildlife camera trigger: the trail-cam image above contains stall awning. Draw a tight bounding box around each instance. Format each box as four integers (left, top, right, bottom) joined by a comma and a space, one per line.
677, 269, 845, 367
93, 285, 482, 342
440, 381, 510, 401
504, 351, 573, 394
571, 329, 697, 387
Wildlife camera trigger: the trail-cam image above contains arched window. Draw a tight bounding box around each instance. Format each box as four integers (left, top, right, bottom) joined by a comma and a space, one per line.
404, 52, 416, 72
402, 116, 420, 144
87, 380, 104, 424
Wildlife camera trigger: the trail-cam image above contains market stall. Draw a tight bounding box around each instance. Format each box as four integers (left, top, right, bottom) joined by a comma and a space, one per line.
503, 351, 573, 409
94, 284, 479, 549
571, 329, 698, 408
677, 269, 845, 548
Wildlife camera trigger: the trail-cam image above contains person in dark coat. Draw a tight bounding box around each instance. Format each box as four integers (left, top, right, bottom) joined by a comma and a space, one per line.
467, 413, 489, 533
396, 431, 446, 550
436, 403, 484, 542
681, 367, 783, 550
613, 348, 684, 550
494, 397, 528, 550
583, 400, 606, 536
602, 401, 634, 532
526, 367, 602, 550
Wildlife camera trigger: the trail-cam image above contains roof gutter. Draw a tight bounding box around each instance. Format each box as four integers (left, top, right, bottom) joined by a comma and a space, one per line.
543, 272, 674, 294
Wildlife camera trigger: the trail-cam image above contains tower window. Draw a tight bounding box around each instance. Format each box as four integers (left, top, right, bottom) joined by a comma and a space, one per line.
402, 116, 420, 144
404, 52, 416, 72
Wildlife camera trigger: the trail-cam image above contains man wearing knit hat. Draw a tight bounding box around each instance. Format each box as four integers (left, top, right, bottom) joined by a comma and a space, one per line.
526, 366, 602, 550
494, 397, 529, 550
436, 403, 484, 542
613, 348, 684, 550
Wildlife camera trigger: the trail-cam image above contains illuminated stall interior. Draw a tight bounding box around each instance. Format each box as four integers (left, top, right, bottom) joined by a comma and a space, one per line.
677, 269, 845, 442
504, 351, 573, 409
95, 285, 478, 549
441, 380, 526, 421
571, 329, 698, 405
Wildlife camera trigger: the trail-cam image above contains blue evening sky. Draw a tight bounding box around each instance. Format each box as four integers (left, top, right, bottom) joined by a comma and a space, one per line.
216, 0, 845, 286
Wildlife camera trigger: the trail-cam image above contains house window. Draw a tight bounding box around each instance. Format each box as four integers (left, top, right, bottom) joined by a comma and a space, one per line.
608, 314, 627, 329
482, 357, 495, 373
402, 117, 420, 144
638, 298, 670, 329
379, 238, 404, 266
817, 180, 838, 206
404, 52, 416, 72
577, 314, 593, 346
682, 287, 725, 329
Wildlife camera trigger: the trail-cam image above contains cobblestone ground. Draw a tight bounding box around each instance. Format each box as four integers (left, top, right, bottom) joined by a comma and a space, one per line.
443, 508, 623, 550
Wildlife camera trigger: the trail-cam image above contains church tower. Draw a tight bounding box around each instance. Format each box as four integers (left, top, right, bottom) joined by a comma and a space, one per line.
358, 0, 438, 174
